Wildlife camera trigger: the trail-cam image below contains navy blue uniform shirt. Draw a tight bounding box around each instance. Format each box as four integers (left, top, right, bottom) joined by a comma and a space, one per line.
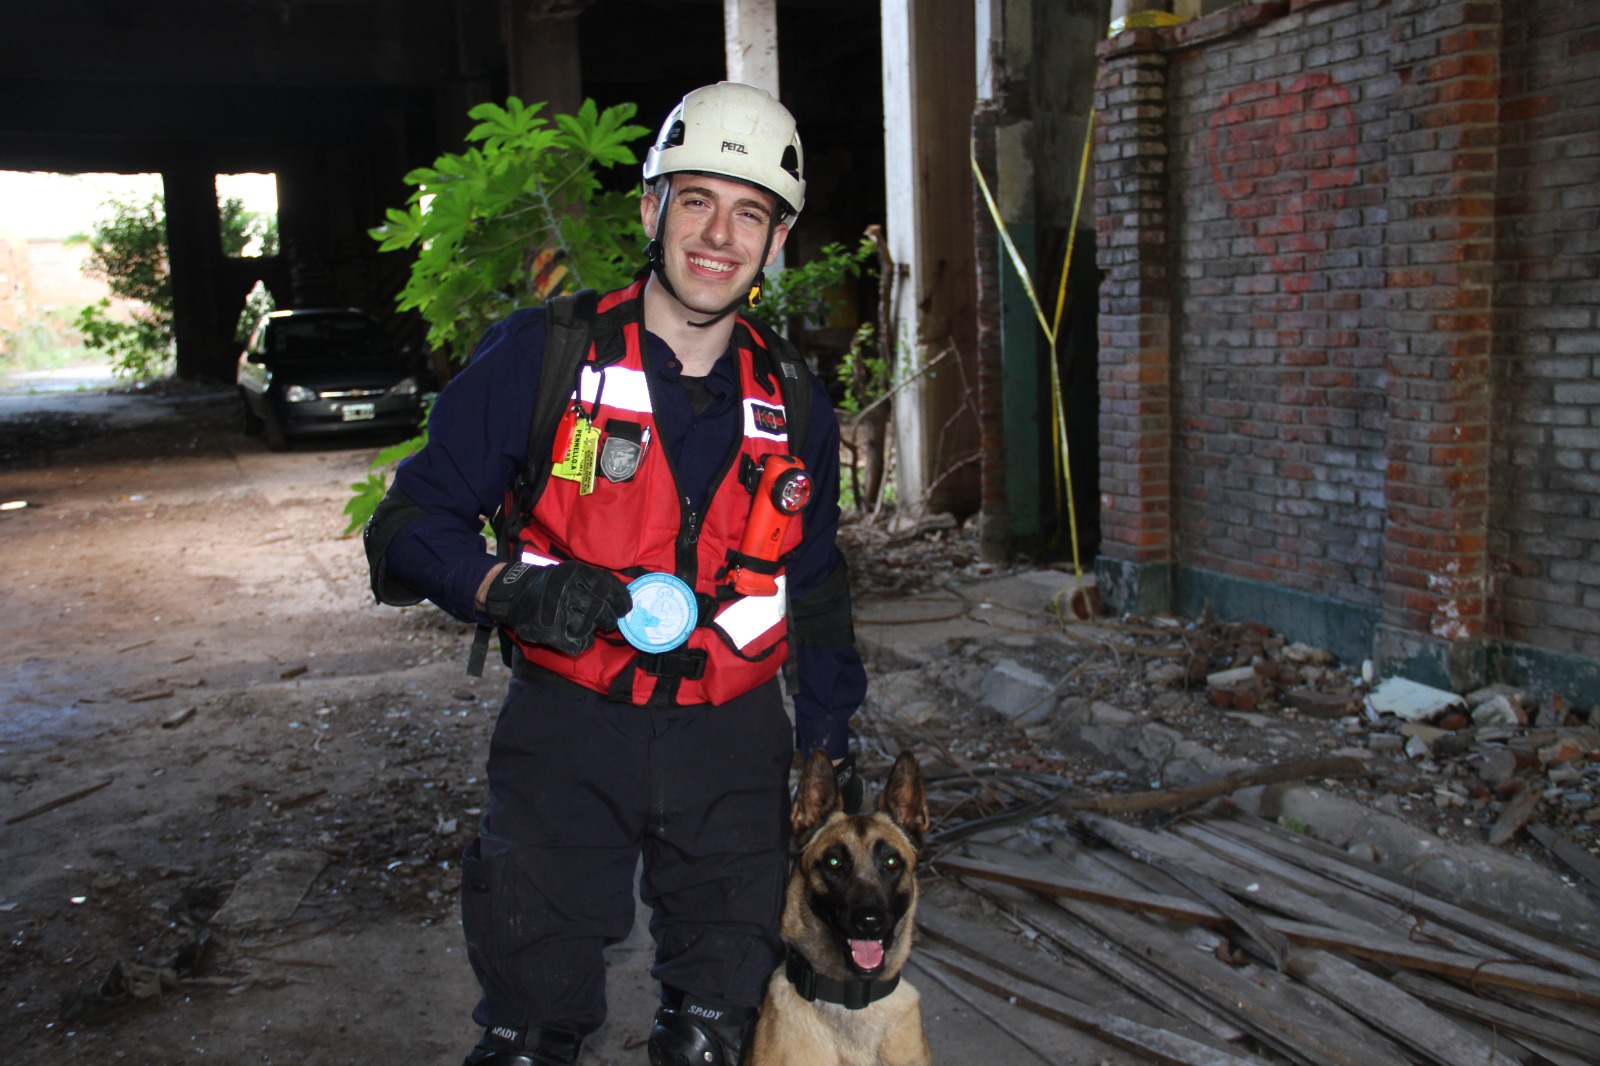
384, 305, 865, 759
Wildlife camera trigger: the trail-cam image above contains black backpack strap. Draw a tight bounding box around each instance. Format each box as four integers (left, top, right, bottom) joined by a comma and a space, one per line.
741, 315, 812, 457
524, 288, 602, 499
469, 289, 601, 677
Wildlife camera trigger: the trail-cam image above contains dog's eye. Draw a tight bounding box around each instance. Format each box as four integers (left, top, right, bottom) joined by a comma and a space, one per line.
883, 855, 900, 868
826, 855, 842, 869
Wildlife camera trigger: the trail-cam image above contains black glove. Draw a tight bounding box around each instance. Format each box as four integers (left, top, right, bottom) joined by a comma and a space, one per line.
484, 561, 632, 656
834, 751, 864, 815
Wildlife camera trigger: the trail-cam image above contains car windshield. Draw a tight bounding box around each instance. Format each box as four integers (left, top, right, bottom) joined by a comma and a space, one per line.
267, 317, 390, 361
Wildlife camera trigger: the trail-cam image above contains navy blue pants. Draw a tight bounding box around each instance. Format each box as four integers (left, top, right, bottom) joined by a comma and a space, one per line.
460, 666, 792, 1037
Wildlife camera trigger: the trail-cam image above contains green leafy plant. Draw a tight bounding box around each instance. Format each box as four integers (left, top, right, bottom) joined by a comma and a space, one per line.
346, 97, 651, 536
73, 193, 272, 380
370, 96, 650, 366
837, 322, 889, 415
343, 428, 430, 536
747, 239, 875, 330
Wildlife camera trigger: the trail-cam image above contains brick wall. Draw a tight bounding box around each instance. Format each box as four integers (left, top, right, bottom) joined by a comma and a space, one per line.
1094, 0, 1600, 695
1491, 0, 1600, 658
1167, 0, 1392, 609
1094, 33, 1175, 612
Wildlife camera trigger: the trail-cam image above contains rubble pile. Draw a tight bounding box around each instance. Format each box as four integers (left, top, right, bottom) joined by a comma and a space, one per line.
839, 519, 1600, 893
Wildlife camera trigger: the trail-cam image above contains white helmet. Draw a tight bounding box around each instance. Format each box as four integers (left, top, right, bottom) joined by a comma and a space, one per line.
643, 82, 806, 221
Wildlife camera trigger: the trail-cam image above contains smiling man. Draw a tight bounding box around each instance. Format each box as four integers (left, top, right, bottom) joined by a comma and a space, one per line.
363, 83, 868, 1066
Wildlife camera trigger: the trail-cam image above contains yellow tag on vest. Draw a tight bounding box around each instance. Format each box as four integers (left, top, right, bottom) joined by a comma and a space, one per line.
553, 418, 600, 495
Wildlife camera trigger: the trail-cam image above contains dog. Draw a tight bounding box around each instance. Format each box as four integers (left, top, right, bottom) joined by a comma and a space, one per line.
747, 749, 933, 1066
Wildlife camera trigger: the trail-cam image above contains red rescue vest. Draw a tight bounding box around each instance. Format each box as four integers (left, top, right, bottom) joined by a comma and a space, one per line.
508, 281, 803, 706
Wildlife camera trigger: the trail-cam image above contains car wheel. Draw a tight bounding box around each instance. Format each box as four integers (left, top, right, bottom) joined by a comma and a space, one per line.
240, 391, 264, 436
263, 409, 290, 452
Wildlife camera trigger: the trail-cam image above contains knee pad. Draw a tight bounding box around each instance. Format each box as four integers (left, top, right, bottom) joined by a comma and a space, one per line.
647, 997, 753, 1066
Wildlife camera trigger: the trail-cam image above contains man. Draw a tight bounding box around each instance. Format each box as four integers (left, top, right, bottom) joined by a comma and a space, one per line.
365, 82, 867, 1066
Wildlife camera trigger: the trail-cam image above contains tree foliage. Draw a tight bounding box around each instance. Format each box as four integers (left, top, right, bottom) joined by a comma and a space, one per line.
745, 238, 875, 330
370, 96, 651, 366
74, 193, 275, 380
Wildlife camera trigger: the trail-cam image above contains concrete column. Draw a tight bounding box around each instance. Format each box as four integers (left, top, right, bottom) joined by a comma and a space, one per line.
881, 0, 978, 518
724, 0, 779, 96
503, 0, 581, 116
163, 168, 231, 381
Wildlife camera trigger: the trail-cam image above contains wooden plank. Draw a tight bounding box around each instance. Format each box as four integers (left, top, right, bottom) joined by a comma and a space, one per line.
1484, 986, 1600, 1038
1173, 821, 1535, 967
1079, 814, 1409, 944
1390, 972, 1600, 1061
992, 890, 1251, 1045
1077, 814, 1291, 970
1285, 949, 1522, 1066
1171, 822, 1472, 940
1529, 824, 1600, 899
915, 901, 1243, 1045
916, 945, 1275, 1066
1207, 815, 1600, 981
4, 776, 114, 825
1051, 890, 1408, 1066
934, 854, 1600, 1007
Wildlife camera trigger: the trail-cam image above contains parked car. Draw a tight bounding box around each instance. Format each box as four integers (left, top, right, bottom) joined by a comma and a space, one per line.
236, 308, 423, 450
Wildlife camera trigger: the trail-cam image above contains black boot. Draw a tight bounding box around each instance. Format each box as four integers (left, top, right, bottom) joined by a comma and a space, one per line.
462, 1024, 582, 1066
647, 989, 753, 1066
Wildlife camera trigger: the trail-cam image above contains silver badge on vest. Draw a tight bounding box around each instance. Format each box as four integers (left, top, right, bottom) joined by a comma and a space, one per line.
599, 421, 648, 482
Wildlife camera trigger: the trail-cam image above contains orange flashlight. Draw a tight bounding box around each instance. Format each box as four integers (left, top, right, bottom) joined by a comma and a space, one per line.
733, 455, 810, 597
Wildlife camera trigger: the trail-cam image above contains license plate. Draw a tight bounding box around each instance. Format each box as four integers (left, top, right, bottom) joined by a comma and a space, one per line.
341, 403, 376, 422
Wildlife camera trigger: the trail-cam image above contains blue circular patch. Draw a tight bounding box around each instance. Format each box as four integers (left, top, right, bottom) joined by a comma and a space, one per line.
618, 573, 698, 653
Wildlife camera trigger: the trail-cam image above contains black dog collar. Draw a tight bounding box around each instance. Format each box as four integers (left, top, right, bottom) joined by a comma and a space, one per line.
785, 946, 900, 1010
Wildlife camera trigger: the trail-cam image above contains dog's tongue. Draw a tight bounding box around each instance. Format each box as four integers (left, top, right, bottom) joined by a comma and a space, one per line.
849, 939, 885, 971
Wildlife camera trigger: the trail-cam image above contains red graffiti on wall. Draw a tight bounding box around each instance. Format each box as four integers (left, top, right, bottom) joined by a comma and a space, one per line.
1208, 73, 1359, 286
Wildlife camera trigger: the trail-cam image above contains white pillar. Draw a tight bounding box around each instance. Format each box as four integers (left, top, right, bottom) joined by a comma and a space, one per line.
881, 0, 979, 517
724, 0, 780, 96
725, 0, 784, 273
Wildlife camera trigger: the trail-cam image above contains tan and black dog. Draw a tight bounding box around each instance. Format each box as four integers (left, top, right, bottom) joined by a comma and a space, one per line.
747, 750, 933, 1066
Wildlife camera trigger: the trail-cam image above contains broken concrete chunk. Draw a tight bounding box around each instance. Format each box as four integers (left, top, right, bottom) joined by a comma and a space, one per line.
1368, 733, 1406, 756
1205, 665, 1257, 691
1281, 642, 1336, 666
1474, 747, 1518, 786
1143, 661, 1188, 687
1365, 676, 1463, 722
979, 659, 1057, 720
1471, 695, 1522, 728
1465, 684, 1526, 709
211, 848, 330, 928
864, 669, 941, 727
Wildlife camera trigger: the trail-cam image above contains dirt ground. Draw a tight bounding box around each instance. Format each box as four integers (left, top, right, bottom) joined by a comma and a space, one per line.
3, 379, 1596, 1066
0, 380, 501, 1062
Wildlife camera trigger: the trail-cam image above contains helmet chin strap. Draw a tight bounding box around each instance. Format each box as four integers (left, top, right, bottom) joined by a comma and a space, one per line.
646, 177, 776, 330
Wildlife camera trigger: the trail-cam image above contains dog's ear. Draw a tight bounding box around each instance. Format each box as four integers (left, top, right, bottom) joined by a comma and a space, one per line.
792, 748, 842, 842
879, 752, 930, 849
